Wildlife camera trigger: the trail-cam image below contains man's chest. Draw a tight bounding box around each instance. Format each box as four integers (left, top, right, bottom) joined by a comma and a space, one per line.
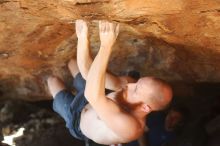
80, 104, 122, 144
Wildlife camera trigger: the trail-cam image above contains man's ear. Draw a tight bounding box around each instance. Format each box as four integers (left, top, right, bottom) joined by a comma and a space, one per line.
141, 104, 151, 113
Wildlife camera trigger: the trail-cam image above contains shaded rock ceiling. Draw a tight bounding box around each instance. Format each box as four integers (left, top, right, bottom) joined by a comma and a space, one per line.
0, 0, 220, 100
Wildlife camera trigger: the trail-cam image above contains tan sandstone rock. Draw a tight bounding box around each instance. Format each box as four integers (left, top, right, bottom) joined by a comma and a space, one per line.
0, 0, 220, 100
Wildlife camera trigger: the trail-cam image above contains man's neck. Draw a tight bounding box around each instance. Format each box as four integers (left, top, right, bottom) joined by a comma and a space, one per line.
110, 90, 147, 132
114, 90, 147, 119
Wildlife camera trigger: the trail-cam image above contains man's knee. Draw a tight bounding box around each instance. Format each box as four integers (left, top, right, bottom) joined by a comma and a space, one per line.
47, 76, 66, 98
68, 59, 79, 78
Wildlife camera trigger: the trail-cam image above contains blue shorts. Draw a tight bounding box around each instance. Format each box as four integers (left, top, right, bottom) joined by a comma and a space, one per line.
52, 73, 88, 140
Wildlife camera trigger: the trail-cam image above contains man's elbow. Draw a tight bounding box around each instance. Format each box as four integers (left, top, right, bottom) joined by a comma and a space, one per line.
80, 72, 87, 80
84, 87, 105, 105
84, 87, 97, 102
84, 87, 90, 101
77, 67, 87, 80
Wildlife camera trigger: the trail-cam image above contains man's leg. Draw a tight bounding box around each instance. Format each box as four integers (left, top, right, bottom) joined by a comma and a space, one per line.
47, 76, 66, 97
47, 76, 74, 127
68, 59, 80, 78
46, 69, 87, 141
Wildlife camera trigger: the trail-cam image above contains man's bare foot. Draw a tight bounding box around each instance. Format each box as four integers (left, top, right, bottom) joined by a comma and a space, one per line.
99, 20, 119, 48
68, 59, 79, 78
75, 19, 88, 41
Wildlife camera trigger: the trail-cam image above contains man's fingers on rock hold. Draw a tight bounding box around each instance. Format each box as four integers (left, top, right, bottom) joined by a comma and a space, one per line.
115, 24, 120, 36
110, 23, 114, 32
99, 21, 101, 31
99, 20, 119, 34
106, 21, 110, 32
104, 21, 108, 32
75, 20, 81, 31
99, 21, 104, 32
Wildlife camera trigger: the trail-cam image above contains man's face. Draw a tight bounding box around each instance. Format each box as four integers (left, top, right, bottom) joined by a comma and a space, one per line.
125, 78, 151, 103
123, 81, 152, 112
165, 110, 183, 131
125, 83, 138, 102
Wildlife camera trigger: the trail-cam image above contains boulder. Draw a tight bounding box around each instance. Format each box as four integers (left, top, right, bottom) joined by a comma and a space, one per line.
0, 0, 220, 100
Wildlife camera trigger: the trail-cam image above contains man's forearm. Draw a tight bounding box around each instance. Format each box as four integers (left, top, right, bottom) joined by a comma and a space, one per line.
77, 38, 93, 79
75, 20, 93, 80
85, 45, 112, 102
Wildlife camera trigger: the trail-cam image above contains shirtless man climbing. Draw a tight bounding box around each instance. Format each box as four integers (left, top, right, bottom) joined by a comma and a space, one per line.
47, 20, 173, 145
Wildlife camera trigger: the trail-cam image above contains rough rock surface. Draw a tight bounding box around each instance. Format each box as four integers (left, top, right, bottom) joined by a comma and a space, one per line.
0, 0, 220, 100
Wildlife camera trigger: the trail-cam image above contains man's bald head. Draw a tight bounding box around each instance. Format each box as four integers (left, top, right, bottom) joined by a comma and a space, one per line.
137, 77, 173, 111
